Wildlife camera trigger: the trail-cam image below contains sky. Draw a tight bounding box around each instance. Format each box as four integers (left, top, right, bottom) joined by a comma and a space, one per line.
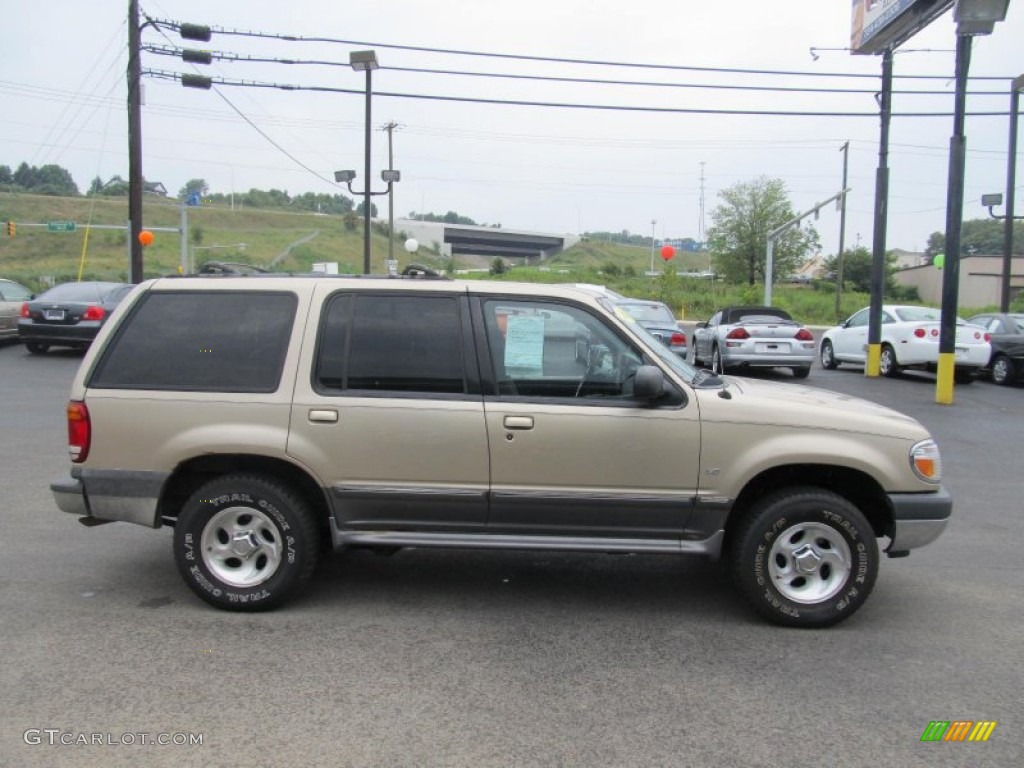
2, 0, 1022, 256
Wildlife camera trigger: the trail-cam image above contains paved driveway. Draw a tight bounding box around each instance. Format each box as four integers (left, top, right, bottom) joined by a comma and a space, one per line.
1, 342, 1021, 767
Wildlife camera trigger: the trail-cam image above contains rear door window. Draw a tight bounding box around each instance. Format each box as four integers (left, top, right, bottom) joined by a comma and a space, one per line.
314, 293, 468, 395
89, 291, 297, 392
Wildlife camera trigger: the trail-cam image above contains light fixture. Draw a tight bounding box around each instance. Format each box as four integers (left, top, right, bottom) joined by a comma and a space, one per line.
334, 170, 356, 183
954, 0, 1010, 35
349, 50, 379, 71
381, 170, 401, 183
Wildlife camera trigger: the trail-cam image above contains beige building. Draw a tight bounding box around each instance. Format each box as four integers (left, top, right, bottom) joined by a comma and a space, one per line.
894, 254, 1024, 309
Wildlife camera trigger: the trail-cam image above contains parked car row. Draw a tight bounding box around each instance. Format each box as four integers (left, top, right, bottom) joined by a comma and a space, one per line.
5, 277, 1023, 389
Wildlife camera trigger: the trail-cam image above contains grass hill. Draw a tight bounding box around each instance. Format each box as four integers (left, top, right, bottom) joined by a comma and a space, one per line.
1, 192, 709, 287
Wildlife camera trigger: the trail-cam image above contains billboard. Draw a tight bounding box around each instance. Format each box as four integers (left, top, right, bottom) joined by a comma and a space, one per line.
851, 0, 954, 54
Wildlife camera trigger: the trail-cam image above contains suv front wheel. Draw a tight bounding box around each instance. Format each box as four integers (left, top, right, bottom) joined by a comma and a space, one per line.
173, 473, 320, 611
731, 488, 878, 628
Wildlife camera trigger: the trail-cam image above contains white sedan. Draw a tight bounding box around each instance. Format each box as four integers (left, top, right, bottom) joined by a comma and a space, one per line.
820, 305, 991, 383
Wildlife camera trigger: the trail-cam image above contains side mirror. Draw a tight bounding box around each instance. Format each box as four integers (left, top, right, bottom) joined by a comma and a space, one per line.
633, 365, 665, 400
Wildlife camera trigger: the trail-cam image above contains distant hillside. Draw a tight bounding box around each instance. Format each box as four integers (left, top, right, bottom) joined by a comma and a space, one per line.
0, 192, 427, 286
1, 191, 710, 287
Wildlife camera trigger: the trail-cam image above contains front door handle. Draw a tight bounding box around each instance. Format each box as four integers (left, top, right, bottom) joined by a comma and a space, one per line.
308, 409, 338, 423
503, 416, 534, 430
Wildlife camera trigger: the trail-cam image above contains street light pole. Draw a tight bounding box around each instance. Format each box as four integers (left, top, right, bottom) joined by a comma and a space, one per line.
937, 0, 1009, 404
349, 50, 379, 275
1001, 75, 1023, 311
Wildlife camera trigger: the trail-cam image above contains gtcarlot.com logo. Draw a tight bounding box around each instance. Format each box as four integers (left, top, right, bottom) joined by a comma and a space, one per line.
920, 720, 997, 742
23, 729, 203, 747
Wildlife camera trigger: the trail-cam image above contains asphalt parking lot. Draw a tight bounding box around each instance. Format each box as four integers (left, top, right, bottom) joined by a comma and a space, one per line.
1, 341, 1022, 767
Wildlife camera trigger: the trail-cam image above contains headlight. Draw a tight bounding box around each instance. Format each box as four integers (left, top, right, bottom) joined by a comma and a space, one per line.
910, 439, 942, 484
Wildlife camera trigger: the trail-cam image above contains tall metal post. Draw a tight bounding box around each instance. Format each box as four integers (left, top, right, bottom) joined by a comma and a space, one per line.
384, 121, 398, 268
127, 0, 144, 283
866, 48, 893, 378
649, 219, 656, 275
362, 69, 373, 275
936, 33, 972, 405
835, 141, 849, 319
1001, 79, 1021, 312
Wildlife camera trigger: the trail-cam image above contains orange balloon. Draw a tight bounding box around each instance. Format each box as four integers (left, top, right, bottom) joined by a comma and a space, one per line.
138, 230, 154, 246
660, 244, 675, 261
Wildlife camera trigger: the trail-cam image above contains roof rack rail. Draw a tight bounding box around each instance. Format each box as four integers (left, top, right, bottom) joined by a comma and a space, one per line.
399, 263, 449, 279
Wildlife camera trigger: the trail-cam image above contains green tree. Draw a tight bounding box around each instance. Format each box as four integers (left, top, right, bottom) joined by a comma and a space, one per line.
823, 246, 899, 293
707, 176, 819, 285
490, 257, 508, 275
178, 178, 209, 200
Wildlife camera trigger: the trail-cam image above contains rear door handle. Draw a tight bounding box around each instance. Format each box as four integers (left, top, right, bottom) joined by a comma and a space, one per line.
503, 416, 534, 430
308, 409, 338, 423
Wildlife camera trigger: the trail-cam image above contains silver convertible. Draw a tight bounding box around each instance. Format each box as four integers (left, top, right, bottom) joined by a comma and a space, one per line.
688, 305, 816, 378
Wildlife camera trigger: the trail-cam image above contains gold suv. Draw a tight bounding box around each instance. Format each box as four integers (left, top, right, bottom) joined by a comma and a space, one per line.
50, 271, 951, 627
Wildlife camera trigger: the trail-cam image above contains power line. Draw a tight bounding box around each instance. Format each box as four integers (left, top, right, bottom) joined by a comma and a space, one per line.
142, 68, 1014, 118
145, 18, 1012, 82
140, 43, 1007, 96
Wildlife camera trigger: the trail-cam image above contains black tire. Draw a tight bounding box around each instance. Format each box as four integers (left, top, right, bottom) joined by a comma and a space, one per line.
791, 366, 811, 380
879, 344, 901, 378
173, 473, 320, 611
953, 369, 975, 385
711, 345, 724, 375
686, 343, 699, 367
730, 488, 879, 628
25, 341, 49, 355
991, 354, 1014, 386
820, 340, 838, 370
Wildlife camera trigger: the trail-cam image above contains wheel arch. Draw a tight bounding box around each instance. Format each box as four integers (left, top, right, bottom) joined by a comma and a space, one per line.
722, 464, 892, 552
157, 454, 331, 529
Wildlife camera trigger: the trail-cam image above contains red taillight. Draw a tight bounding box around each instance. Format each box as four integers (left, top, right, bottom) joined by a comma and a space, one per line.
984, 332, 991, 342
931, 329, 939, 337
669, 332, 686, 346
726, 327, 750, 340
914, 328, 926, 338
794, 328, 814, 341
82, 305, 106, 321
20, 302, 30, 318
67, 401, 91, 463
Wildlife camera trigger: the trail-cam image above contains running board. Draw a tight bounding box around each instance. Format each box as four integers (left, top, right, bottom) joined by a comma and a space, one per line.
332, 526, 724, 558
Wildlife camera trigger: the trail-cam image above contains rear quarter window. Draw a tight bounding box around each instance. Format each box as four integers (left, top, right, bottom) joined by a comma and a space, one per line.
88, 291, 297, 392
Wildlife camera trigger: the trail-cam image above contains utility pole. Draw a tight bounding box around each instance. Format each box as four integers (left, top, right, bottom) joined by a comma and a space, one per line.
127, 0, 144, 283
835, 141, 849, 319
866, 48, 894, 378
382, 121, 400, 273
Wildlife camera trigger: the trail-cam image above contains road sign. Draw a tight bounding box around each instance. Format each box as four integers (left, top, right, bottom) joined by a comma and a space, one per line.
46, 220, 77, 232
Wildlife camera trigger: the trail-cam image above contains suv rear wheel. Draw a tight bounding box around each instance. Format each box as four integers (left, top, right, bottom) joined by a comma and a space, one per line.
173, 473, 319, 611
731, 488, 878, 628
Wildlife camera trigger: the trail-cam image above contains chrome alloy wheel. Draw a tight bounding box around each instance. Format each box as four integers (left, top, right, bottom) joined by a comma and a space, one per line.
767, 522, 852, 604
200, 506, 283, 588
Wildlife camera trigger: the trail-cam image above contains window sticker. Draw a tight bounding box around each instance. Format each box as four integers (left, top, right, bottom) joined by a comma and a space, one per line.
504, 315, 545, 373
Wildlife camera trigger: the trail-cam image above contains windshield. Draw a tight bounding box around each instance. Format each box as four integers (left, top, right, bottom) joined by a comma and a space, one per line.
895, 307, 941, 322
619, 302, 676, 324
601, 298, 702, 381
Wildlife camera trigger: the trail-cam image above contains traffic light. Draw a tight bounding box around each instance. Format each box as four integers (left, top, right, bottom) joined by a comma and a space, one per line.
5, 220, 14, 237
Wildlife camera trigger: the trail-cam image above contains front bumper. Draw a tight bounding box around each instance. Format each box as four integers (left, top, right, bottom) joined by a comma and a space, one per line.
886, 486, 952, 553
